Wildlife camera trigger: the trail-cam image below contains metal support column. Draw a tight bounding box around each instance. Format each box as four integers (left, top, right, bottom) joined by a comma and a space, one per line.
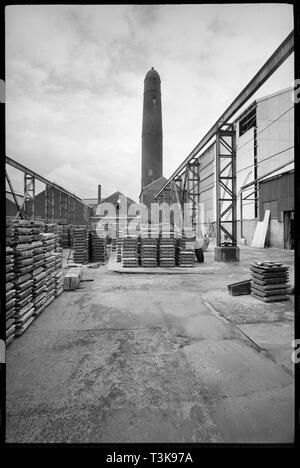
24, 173, 35, 220
215, 123, 239, 261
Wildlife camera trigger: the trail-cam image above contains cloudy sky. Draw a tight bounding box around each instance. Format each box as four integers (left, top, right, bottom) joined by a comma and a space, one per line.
6, 4, 293, 201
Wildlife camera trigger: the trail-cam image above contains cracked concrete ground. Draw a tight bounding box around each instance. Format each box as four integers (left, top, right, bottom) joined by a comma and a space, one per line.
6, 246, 294, 443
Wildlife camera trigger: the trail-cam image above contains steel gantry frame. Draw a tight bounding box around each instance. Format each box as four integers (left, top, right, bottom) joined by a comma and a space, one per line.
6, 156, 87, 223
215, 123, 237, 246
154, 31, 294, 247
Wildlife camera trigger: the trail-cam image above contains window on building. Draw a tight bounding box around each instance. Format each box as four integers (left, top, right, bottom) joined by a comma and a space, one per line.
239, 106, 256, 137
148, 169, 153, 176
152, 97, 157, 104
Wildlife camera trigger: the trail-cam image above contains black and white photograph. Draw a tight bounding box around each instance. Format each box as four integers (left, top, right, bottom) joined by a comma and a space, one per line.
2, 3, 297, 448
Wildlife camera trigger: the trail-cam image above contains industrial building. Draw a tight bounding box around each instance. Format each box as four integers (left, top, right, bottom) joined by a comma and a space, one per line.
5, 25, 295, 445
155, 87, 294, 250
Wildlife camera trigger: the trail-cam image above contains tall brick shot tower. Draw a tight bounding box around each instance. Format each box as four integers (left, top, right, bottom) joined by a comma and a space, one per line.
141, 67, 163, 191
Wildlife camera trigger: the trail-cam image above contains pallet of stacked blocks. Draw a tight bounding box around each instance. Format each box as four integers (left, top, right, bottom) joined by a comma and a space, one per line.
90, 228, 107, 262
61, 225, 70, 248
13, 243, 35, 337
176, 236, 195, 267
32, 239, 47, 317
6, 246, 16, 346
140, 227, 159, 268
250, 261, 290, 302
6, 221, 15, 247
41, 233, 56, 307
159, 228, 176, 267
73, 227, 89, 264
122, 236, 139, 267
116, 238, 122, 262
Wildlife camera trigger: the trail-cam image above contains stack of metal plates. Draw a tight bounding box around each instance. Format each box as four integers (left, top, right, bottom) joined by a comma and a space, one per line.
69, 225, 75, 248
140, 228, 159, 268
32, 240, 47, 317
41, 233, 56, 306
122, 236, 139, 267
73, 227, 89, 264
6, 221, 15, 247
54, 251, 64, 297
176, 237, 195, 267
89, 229, 106, 262
116, 238, 122, 262
61, 225, 70, 248
45, 223, 59, 249
140, 237, 158, 267
6, 246, 16, 346
159, 235, 176, 267
14, 243, 35, 337
250, 261, 290, 302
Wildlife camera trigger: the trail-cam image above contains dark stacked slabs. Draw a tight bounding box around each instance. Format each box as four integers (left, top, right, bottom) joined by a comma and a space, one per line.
45, 223, 59, 249
140, 228, 159, 268
90, 229, 106, 262
6, 221, 15, 247
140, 238, 158, 268
250, 261, 290, 302
122, 236, 139, 267
41, 233, 56, 307
54, 250, 64, 297
69, 225, 75, 248
61, 225, 70, 248
6, 247, 16, 346
159, 232, 176, 267
56, 225, 63, 247
73, 227, 89, 264
111, 238, 117, 252
116, 238, 122, 262
32, 240, 47, 317
176, 237, 195, 267
14, 243, 35, 337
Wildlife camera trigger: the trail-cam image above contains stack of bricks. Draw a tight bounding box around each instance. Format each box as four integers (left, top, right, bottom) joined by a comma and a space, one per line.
176, 235, 195, 267
159, 228, 176, 267
6, 246, 16, 346
73, 227, 89, 264
89, 228, 106, 262
250, 261, 290, 302
121, 236, 139, 267
13, 221, 35, 337
41, 233, 57, 307
140, 227, 159, 268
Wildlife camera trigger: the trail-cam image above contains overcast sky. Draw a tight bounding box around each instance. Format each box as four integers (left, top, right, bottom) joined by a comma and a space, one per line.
6, 4, 293, 201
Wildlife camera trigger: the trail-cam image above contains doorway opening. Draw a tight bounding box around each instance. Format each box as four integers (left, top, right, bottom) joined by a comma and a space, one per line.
283, 210, 294, 249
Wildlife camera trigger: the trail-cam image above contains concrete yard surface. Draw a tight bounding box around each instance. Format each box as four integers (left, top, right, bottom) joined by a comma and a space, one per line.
6, 246, 294, 443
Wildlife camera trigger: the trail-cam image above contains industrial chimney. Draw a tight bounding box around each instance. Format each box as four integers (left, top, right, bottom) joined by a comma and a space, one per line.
141, 67, 163, 191
98, 184, 102, 204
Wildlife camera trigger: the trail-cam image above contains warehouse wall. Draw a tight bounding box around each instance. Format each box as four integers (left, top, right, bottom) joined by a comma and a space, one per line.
236, 126, 255, 220
24, 189, 90, 224
258, 171, 294, 248
199, 144, 215, 225
256, 89, 294, 179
